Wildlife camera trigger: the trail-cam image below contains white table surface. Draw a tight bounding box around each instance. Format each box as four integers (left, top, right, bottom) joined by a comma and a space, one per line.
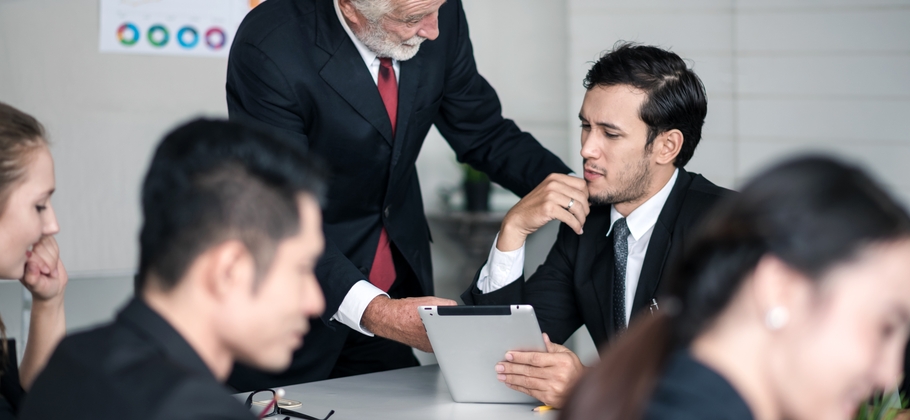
238, 364, 558, 420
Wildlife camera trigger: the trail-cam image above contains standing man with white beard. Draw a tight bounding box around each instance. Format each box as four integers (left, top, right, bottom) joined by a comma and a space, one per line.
226, 0, 572, 390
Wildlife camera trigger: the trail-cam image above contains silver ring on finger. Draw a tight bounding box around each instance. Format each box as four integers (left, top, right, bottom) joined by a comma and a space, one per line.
566, 198, 575, 210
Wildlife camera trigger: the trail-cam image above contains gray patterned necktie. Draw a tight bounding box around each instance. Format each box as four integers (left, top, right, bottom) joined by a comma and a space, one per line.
612, 218, 630, 331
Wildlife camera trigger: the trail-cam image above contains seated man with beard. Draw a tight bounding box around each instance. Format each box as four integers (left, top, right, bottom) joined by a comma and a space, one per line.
462, 43, 733, 408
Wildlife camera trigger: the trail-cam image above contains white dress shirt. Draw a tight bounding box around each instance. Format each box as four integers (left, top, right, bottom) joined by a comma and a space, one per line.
477, 169, 679, 325
329, 0, 402, 336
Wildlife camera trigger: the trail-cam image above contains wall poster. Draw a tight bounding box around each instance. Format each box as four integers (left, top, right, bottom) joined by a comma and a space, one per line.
99, 0, 266, 57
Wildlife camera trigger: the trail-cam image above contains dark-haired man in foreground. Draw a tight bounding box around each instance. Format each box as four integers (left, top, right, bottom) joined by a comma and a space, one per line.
462, 43, 733, 408
21, 119, 327, 420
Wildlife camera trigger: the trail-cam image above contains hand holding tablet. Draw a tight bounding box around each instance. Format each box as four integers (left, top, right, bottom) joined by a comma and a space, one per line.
419, 305, 547, 403
496, 333, 586, 409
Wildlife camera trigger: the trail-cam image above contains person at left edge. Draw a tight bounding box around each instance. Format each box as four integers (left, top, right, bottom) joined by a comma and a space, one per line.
19, 119, 327, 420
225, 0, 572, 389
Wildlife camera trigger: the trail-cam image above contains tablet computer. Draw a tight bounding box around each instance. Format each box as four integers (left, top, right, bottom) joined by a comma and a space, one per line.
419, 305, 546, 403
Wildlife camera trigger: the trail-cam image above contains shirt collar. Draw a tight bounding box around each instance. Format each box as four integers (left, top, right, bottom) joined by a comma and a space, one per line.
334, 0, 381, 67
607, 168, 679, 240
117, 298, 215, 380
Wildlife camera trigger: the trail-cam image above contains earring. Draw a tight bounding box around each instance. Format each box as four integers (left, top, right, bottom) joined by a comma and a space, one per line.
765, 306, 790, 330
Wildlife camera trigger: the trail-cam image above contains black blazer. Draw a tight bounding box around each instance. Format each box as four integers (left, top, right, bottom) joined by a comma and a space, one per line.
226, 0, 569, 386
19, 299, 252, 420
644, 350, 754, 420
462, 169, 732, 347
0, 340, 23, 420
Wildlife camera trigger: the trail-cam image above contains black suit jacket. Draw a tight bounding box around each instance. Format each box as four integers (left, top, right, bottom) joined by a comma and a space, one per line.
462, 169, 732, 347
226, 0, 569, 386
19, 299, 252, 420
644, 350, 754, 420
0, 340, 23, 420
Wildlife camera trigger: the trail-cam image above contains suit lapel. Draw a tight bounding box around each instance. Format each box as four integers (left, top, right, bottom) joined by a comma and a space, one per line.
391, 55, 422, 167
315, 0, 394, 145
586, 211, 616, 338
632, 222, 671, 315
631, 169, 693, 314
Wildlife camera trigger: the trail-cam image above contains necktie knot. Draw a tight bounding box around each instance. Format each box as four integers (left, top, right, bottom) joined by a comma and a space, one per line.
379, 57, 393, 69
613, 218, 630, 242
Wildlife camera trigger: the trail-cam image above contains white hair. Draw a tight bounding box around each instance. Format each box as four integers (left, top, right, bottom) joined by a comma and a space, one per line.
349, 0, 393, 23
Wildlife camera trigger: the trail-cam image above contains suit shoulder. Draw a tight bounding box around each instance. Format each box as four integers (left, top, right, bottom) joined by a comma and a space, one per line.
24, 323, 224, 420
21, 325, 131, 419
685, 172, 735, 205
235, 0, 314, 47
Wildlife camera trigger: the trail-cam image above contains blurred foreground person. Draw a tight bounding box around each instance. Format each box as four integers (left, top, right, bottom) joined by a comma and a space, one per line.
561, 156, 910, 420
21, 120, 328, 420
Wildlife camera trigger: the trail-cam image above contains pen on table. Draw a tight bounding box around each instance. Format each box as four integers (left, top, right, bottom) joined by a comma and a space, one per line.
258, 388, 285, 419
533, 405, 554, 412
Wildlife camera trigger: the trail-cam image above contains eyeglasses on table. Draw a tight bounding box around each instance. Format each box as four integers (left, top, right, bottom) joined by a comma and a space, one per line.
244, 388, 335, 420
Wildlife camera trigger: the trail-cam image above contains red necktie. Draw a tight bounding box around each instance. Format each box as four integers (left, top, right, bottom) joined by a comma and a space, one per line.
377, 58, 398, 135
370, 58, 398, 292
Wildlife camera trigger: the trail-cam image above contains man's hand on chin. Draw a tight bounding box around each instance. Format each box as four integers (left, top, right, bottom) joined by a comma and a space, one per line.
361, 295, 457, 353
497, 173, 589, 252
495, 333, 586, 409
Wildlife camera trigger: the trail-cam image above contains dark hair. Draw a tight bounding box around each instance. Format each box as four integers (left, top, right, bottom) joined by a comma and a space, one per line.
137, 119, 326, 291
583, 42, 707, 167
560, 156, 910, 420
0, 102, 49, 374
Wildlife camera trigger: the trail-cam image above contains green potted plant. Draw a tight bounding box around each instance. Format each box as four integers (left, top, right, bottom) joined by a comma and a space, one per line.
855, 390, 908, 420
462, 164, 491, 212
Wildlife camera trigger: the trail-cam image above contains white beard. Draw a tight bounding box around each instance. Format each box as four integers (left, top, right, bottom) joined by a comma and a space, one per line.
357, 20, 426, 61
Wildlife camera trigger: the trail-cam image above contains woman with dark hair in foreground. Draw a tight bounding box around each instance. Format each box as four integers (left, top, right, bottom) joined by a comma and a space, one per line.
560, 156, 910, 420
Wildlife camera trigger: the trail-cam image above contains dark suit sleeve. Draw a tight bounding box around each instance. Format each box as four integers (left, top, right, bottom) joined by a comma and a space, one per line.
433, 0, 571, 197
461, 224, 584, 344
227, 41, 366, 322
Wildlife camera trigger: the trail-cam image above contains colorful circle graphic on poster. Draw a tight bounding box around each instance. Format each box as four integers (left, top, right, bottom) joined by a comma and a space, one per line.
177, 26, 199, 48
205, 27, 227, 50
117, 23, 140, 46
147, 24, 169, 48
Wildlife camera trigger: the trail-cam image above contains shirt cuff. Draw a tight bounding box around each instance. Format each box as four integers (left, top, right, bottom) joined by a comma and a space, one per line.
477, 232, 526, 294
331, 280, 389, 336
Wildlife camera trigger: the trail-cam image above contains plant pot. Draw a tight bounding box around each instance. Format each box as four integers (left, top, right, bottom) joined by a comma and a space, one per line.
463, 180, 491, 212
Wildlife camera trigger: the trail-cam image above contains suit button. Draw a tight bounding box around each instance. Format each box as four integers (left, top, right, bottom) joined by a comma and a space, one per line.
384, 206, 390, 218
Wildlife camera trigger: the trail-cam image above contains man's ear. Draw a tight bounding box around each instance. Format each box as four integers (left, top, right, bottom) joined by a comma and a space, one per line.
654, 129, 684, 166
338, 0, 365, 28
204, 240, 256, 301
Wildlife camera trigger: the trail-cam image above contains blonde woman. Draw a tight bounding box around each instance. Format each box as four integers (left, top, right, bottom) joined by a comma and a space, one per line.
0, 103, 67, 419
